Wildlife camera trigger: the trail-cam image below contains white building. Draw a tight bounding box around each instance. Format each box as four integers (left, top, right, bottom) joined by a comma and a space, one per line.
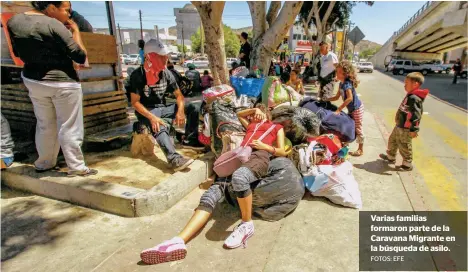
288, 24, 317, 54
174, 4, 201, 46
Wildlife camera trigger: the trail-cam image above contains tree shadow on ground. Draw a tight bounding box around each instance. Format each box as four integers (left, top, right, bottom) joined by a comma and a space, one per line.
1, 189, 91, 262
353, 159, 396, 176
204, 202, 240, 242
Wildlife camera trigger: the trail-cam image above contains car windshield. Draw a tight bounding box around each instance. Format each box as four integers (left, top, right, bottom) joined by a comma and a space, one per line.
130, 54, 139, 58
361, 63, 372, 66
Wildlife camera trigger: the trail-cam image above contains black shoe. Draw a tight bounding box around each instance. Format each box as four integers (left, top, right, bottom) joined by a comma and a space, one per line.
171, 156, 194, 172
35, 165, 60, 173
379, 154, 396, 164
397, 165, 413, 171
182, 140, 206, 151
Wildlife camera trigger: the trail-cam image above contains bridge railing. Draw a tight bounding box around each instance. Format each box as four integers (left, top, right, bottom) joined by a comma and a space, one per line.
384, 1, 435, 45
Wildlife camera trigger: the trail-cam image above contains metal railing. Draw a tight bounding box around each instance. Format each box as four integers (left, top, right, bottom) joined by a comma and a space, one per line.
384, 1, 435, 44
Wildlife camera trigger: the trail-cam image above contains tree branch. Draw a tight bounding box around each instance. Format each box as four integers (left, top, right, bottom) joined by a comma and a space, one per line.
264, 1, 303, 52
266, 1, 281, 27
248, 1, 266, 45
322, 1, 336, 27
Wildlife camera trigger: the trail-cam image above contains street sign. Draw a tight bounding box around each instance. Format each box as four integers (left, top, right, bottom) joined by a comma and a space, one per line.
348, 26, 365, 45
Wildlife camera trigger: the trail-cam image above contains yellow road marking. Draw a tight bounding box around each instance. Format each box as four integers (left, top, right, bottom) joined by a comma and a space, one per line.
385, 111, 463, 211
445, 112, 468, 127
422, 116, 467, 159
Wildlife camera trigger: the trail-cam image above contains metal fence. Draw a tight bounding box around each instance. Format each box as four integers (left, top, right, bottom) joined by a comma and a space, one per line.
385, 1, 435, 45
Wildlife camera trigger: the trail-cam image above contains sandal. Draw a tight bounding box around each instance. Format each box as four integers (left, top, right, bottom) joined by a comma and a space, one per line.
349, 150, 363, 157
68, 168, 98, 177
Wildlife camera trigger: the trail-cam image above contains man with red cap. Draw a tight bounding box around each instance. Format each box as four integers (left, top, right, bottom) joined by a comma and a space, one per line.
128, 39, 203, 171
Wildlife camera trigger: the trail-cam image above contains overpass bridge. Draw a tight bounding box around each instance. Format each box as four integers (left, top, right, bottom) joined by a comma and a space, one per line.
371, 1, 468, 68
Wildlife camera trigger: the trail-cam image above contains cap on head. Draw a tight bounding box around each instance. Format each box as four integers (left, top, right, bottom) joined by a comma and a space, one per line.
188, 63, 196, 69
144, 39, 169, 56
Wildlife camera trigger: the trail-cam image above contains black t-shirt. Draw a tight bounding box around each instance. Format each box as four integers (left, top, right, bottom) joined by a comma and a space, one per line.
128, 67, 179, 109
7, 13, 87, 82
239, 42, 251, 68
453, 62, 462, 72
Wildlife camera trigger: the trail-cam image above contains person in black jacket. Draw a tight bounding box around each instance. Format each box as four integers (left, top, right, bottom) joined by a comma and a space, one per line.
380, 72, 429, 171
452, 58, 463, 84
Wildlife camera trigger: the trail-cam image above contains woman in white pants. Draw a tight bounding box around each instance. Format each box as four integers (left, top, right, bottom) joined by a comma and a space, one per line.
7, 1, 97, 176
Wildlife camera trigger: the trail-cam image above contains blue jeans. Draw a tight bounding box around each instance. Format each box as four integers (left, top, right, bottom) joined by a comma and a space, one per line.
136, 102, 201, 162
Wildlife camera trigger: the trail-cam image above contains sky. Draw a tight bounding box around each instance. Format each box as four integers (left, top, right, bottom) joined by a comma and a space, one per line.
71, 1, 427, 45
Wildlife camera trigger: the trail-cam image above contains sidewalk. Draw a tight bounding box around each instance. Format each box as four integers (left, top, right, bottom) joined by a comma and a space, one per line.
1, 107, 422, 271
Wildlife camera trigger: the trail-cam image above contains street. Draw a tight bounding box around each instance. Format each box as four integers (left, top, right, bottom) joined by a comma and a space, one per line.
2, 70, 466, 272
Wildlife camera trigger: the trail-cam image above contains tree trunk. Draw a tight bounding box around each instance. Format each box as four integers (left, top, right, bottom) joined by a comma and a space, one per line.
250, 1, 304, 75
266, 1, 281, 28
192, 1, 229, 85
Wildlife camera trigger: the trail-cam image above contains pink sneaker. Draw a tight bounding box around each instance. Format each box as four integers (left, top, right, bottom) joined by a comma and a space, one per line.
140, 237, 187, 265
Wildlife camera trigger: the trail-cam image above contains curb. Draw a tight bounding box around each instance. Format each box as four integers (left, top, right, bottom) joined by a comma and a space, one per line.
1, 153, 214, 217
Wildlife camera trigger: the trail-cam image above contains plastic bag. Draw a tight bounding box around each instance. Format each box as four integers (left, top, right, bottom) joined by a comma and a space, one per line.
231, 76, 265, 98
307, 161, 363, 209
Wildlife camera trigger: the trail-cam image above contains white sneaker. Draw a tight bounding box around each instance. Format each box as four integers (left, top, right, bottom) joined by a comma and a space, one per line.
224, 221, 254, 249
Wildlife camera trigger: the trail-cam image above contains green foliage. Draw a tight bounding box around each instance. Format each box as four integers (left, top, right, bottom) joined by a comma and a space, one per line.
358, 46, 381, 59
177, 44, 188, 53
191, 25, 240, 57
299, 2, 374, 33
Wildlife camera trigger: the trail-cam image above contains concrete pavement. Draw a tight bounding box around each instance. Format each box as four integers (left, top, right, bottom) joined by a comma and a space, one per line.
2, 108, 423, 271
2, 71, 465, 271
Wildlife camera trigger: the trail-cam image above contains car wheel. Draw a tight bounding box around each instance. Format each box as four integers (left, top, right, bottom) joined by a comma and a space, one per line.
461, 72, 467, 79
421, 69, 428, 76
398, 69, 404, 75
446, 68, 451, 74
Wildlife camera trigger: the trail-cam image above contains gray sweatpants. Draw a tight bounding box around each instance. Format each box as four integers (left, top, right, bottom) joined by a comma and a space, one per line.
22, 76, 88, 173
1, 113, 14, 159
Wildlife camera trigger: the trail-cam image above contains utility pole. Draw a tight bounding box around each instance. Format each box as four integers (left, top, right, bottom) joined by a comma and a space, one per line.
139, 10, 143, 40
117, 23, 123, 53
156, 25, 160, 42
181, 22, 185, 57
200, 23, 204, 56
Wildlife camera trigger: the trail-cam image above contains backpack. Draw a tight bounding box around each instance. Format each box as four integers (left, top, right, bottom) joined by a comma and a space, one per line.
178, 76, 193, 96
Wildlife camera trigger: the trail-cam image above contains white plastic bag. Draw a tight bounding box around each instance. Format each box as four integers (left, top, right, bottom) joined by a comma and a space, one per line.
310, 161, 363, 209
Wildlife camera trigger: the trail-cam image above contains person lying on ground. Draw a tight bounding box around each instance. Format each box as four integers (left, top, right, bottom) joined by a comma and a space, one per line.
323, 60, 365, 157
140, 104, 290, 265
379, 72, 428, 171
128, 39, 205, 171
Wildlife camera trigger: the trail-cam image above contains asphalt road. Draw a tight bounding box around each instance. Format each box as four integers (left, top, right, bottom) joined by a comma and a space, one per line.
378, 69, 467, 110
355, 70, 467, 211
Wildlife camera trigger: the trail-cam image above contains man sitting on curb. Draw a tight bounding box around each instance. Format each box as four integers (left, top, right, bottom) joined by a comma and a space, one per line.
128, 39, 204, 171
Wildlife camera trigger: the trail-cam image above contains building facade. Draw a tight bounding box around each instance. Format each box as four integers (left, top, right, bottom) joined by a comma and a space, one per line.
173, 4, 201, 47
288, 24, 317, 54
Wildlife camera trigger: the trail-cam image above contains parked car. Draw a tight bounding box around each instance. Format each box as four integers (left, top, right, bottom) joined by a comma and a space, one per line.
120, 54, 129, 64
226, 58, 239, 68
126, 54, 141, 65
390, 59, 442, 76
183, 57, 209, 68
357, 62, 374, 73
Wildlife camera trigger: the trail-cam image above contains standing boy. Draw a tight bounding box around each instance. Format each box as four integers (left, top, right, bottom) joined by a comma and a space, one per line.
379, 72, 429, 171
